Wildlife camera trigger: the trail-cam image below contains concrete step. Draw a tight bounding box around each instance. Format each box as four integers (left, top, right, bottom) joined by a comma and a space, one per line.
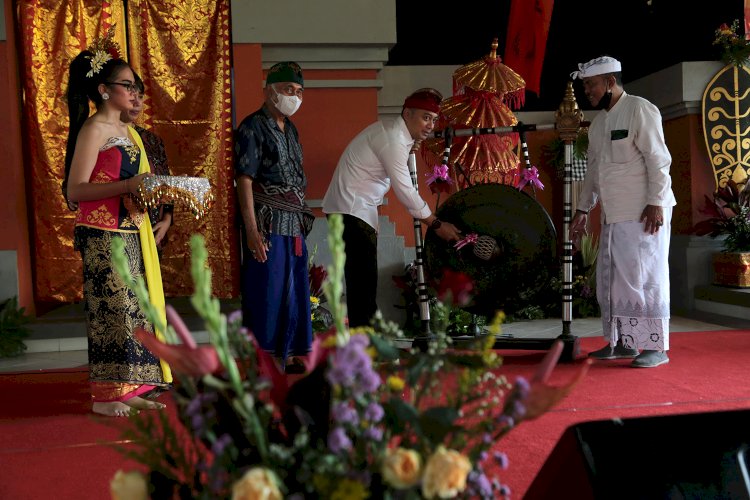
694, 285, 750, 322
24, 297, 241, 353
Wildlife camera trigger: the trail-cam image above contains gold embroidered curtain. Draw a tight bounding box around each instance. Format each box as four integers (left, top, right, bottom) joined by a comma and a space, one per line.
17, 0, 238, 302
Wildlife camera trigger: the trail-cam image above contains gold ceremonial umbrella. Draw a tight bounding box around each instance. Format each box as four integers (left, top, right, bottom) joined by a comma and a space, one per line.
423, 88, 520, 187
452, 38, 526, 109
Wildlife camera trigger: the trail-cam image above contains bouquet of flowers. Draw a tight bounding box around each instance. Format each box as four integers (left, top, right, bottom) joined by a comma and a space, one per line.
714, 20, 750, 67
109, 214, 589, 499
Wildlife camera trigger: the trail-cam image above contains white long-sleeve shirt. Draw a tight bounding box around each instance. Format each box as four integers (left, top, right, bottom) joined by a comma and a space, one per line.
578, 92, 676, 223
322, 116, 432, 230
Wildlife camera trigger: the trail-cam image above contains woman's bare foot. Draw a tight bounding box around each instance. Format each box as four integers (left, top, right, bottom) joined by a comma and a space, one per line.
123, 396, 166, 410
92, 401, 135, 417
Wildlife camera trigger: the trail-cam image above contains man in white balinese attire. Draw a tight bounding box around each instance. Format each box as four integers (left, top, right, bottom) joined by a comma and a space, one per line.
569, 56, 676, 368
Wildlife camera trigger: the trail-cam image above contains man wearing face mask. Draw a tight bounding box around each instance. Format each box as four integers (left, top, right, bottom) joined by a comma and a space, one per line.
322, 88, 462, 328
569, 56, 676, 368
235, 61, 314, 372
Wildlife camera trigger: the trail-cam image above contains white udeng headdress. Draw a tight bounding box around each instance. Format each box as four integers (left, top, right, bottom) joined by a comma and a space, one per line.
570, 56, 622, 80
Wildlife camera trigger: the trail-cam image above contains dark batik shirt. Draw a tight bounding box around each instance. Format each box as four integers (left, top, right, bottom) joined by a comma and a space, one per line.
234, 105, 307, 237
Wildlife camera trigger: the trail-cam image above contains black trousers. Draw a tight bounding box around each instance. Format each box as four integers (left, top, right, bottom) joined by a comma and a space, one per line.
340, 214, 378, 328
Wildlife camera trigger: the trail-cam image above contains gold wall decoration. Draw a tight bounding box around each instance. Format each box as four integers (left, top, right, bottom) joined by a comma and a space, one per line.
702, 64, 750, 190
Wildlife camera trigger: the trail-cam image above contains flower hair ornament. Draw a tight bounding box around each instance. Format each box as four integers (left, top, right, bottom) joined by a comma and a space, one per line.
85, 25, 122, 78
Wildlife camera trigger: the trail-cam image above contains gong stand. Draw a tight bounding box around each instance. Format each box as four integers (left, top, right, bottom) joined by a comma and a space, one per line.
408, 142, 434, 342
426, 84, 585, 361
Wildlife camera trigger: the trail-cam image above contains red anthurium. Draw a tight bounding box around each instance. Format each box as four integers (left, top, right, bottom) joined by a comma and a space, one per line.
522, 340, 591, 421
309, 265, 328, 298
435, 269, 474, 307
303, 329, 336, 374
254, 329, 336, 410
250, 335, 289, 408
134, 328, 221, 377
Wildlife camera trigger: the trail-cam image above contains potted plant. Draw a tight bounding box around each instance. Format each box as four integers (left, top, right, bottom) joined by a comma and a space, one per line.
693, 180, 750, 287
542, 128, 589, 181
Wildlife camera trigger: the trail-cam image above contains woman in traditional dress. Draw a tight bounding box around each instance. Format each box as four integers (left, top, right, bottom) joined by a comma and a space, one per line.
64, 40, 171, 416
120, 73, 173, 250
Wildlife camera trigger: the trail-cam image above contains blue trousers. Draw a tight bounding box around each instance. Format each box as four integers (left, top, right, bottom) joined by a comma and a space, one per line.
240, 233, 312, 360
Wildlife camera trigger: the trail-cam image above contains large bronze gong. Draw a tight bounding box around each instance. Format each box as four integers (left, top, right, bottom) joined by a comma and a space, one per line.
424, 183, 557, 318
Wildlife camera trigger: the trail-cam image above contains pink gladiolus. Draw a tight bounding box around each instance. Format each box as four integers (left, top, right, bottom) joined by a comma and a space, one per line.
166, 304, 197, 348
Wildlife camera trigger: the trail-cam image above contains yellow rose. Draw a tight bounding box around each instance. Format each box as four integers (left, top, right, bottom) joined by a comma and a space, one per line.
232, 467, 282, 500
110, 470, 148, 500
381, 447, 422, 489
421, 446, 472, 499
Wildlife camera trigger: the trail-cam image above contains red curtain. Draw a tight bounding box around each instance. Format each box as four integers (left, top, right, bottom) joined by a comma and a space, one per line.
503, 0, 555, 97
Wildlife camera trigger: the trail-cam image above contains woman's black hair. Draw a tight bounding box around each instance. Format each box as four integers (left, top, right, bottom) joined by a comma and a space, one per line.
62, 51, 130, 207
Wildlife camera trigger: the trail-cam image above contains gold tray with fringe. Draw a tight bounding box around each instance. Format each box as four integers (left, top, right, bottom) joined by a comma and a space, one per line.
135, 175, 214, 219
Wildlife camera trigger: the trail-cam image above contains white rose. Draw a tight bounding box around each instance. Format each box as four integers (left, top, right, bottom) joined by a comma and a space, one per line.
232, 467, 283, 500
110, 470, 148, 500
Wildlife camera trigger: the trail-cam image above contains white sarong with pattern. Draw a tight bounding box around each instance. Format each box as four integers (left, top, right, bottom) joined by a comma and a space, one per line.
596, 207, 671, 351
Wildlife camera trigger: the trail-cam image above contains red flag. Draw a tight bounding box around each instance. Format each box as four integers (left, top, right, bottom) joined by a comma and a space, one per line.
503, 0, 554, 96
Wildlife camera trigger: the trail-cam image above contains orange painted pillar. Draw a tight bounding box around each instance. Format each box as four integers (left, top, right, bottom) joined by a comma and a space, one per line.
0, 1, 34, 315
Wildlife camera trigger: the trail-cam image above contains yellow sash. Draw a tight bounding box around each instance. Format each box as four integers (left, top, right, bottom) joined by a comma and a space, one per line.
129, 126, 173, 384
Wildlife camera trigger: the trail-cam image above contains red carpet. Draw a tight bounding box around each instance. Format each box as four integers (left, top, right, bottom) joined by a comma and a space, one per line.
494, 330, 750, 498
1, 330, 749, 499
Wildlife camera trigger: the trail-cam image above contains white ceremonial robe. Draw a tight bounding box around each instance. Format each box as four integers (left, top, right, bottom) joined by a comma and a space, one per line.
597, 206, 672, 351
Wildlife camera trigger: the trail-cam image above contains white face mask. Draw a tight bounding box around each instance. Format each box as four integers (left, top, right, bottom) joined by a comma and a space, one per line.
272, 86, 302, 116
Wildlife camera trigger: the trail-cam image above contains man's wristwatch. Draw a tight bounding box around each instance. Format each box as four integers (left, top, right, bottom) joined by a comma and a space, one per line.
429, 218, 442, 230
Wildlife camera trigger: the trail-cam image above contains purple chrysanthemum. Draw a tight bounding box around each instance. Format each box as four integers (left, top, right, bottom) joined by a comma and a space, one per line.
468, 470, 494, 499
332, 402, 359, 425
493, 451, 509, 470
227, 309, 242, 325
514, 376, 530, 397
328, 426, 352, 454
326, 334, 382, 396
363, 402, 384, 422
363, 426, 384, 441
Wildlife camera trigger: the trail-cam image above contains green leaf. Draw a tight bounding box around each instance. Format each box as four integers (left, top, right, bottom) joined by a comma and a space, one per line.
406, 356, 430, 386
383, 398, 419, 435
443, 352, 488, 369
368, 332, 401, 361
418, 406, 460, 445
